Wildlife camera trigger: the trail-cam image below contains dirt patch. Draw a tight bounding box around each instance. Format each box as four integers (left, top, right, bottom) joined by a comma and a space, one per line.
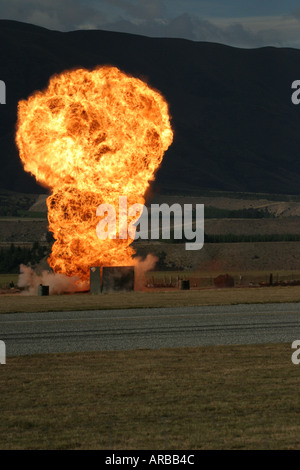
28, 194, 48, 212
148, 195, 300, 217
205, 218, 300, 235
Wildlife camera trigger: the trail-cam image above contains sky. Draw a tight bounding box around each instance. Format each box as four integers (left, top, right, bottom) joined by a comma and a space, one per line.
1, 0, 300, 48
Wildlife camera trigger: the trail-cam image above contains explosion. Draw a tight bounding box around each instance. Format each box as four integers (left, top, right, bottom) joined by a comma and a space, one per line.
15, 66, 173, 281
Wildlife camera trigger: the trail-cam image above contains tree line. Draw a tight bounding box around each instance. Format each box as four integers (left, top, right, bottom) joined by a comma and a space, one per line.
0, 242, 48, 273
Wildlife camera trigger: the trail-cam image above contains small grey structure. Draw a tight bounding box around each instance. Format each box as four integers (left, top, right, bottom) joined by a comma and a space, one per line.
38, 284, 49, 296
89, 267, 101, 294
180, 280, 190, 290
102, 266, 135, 293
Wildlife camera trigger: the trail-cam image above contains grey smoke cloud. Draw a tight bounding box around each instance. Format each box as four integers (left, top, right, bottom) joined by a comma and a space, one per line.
0, 0, 106, 31
101, 13, 284, 48
292, 8, 300, 21
102, 0, 166, 20
0, 0, 299, 48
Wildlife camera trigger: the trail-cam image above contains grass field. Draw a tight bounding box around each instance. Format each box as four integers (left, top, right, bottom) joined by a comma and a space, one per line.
1, 285, 300, 314
0, 343, 299, 450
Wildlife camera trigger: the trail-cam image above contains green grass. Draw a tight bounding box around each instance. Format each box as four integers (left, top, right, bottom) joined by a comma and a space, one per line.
0, 343, 299, 449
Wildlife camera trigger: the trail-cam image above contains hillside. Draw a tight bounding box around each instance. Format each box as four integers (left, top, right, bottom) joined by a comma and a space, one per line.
0, 20, 300, 195
1, 189, 300, 274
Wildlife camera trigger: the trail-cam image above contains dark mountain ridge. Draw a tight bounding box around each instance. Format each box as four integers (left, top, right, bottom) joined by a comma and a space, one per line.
0, 20, 300, 195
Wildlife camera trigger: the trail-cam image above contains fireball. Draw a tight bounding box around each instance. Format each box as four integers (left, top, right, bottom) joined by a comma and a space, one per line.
15, 66, 173, 281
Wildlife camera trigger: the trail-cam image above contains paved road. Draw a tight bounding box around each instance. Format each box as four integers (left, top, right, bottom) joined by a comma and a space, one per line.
1, 303, 300, 356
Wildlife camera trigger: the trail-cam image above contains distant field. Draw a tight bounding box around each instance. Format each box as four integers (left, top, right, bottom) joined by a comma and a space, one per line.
148, 193, 300, 217
136, 241, 300, 271
0, 343, 299, 449
204, 218, 300, 235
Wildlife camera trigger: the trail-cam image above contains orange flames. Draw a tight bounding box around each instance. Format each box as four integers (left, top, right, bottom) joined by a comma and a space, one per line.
15, 66, 173, 281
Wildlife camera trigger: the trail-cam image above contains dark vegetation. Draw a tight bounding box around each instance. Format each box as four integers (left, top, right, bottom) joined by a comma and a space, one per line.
0, 242, 48, 273
0, 209, 46, 218
0, 190, 38, 217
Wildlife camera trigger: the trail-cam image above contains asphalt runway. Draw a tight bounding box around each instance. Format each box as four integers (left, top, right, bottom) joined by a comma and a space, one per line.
1, 303, 300, 356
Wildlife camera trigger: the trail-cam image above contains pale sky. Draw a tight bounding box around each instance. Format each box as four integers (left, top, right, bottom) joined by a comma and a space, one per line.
1, 0, 300, 48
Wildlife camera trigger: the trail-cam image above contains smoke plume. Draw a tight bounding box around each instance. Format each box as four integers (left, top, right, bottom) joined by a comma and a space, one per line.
18, 264, 87, 295
134, 253, 158, 290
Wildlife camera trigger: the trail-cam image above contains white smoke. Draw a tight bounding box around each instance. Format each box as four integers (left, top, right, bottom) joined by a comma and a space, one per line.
18, 264, 88, 295
134, 253, 158, 290
18, 254, 157, 295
